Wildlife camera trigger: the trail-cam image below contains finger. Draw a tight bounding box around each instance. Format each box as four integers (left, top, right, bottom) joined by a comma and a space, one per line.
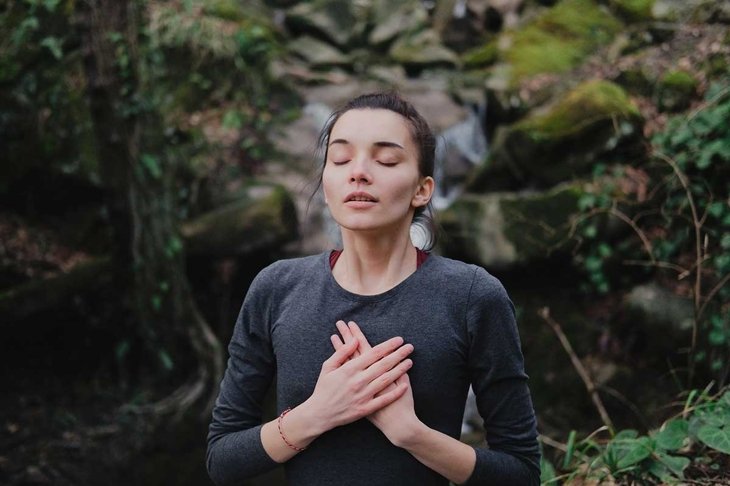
347, 321, 373, 352
336, 320, 361, 357
331, 334, 344, 351
346, 336, 404, 370
362, 343, 413, 383
363, 380, 408, 414
365, 358, 413, 396
322, 339, 358, 371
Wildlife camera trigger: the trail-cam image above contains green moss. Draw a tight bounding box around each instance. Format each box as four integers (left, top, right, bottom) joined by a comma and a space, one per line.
657, 70, 698, 112
502, 184, 582, 257
504, 0, 622, 82
203, 0, 245, 21
609, 0, 655, 22
462, 41, 498, 69
516, 80, 640, 140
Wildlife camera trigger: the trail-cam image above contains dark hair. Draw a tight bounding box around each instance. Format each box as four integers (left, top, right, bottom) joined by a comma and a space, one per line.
310, 91, 439, 250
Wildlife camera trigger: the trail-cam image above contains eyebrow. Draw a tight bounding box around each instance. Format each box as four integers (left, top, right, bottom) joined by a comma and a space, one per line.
329, 139, 405, 150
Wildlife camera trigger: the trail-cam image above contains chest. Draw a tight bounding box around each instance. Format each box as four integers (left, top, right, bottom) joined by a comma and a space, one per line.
270, 293, 470, 411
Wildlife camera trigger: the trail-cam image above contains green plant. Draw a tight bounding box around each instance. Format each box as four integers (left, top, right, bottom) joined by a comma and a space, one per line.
572, 80, 730, 385
542, 389, 730, 484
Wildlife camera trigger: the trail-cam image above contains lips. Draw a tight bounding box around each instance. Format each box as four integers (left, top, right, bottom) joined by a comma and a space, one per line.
345, 191, 378, 203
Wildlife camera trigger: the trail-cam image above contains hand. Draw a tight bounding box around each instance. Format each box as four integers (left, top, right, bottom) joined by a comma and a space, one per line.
331, 321, 423, 447
301, 330, 414, 435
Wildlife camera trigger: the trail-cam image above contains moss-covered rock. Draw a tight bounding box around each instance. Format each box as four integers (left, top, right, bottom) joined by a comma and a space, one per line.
501, 0, 623, 84
609, 0, 655, 22
614, 67, 654, 96
478, 80, 644, 189
462, 40, 499, 69
656, 69, 698, 112
389, 30, 460, 69
440, 183, 584, 268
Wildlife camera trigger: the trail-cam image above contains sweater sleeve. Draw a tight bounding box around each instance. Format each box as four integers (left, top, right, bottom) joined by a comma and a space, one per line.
462, 266, 541, 486
206, 268, 280, 486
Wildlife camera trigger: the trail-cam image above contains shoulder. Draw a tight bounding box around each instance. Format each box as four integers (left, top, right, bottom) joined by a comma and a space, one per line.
246, 252, 325, 296
427, 255, 506, 296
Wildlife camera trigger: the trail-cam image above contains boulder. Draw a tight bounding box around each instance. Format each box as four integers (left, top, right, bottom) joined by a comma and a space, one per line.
389, 29, 461, 70
439, 182, 583, 268
181, 185, 298, 256
500, 0, 623, 85
624, 283, 694, 336
475, 80, 644, 190
368, 0, 428, 47
656, 70, 698, 113
288, 36, 352, 69
285, 0, 368, 48
609, 0, 655, 22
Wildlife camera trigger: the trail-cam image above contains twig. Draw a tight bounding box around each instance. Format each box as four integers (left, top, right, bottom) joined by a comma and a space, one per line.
538, 307, 615, 433
654, 150, 704, 387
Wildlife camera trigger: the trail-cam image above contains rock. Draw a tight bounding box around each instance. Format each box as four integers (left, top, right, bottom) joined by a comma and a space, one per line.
389, 29, 461, 70
653, 0, 730, 23
624, 283, 694, 334
500, 0, 623, 84
439, 182, 583, 268
613, 66, 654, 96
180, 185, 298, 256
656, 69, 698, 113
368, 0, 429, 47
285, 0, 368, 48
288, 36, 352, 69
479, 80, 644, 189
433, 0, 491, 52
609, 0, 655, 22
461, 40, 499, 69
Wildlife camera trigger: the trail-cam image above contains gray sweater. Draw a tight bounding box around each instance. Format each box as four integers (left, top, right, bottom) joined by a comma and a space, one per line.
207, 252, 540, 485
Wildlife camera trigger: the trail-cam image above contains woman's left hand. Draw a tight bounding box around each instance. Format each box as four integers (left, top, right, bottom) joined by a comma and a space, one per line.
331, 320, 423, 448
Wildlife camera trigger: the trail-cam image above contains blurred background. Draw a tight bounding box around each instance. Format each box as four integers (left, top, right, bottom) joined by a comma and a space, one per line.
1, 0, 729, 484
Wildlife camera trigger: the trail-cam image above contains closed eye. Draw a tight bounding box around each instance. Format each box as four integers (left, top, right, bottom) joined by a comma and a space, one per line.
378, 160, 398, 167
331, 159, 350, 165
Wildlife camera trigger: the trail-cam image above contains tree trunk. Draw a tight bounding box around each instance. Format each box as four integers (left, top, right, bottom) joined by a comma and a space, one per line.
80, 0, 221, 419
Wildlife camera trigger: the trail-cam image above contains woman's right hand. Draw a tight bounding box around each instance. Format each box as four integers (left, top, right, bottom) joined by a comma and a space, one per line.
300, 334, 414, 434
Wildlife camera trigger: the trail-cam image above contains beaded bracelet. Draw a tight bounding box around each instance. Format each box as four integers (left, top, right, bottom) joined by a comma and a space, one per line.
278, 407, 306, 452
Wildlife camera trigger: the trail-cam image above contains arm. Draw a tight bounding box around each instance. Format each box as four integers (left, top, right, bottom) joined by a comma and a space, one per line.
461, 267, 541, 485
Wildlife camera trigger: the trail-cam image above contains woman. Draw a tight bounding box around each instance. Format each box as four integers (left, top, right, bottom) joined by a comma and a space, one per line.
206, 92, 540, 485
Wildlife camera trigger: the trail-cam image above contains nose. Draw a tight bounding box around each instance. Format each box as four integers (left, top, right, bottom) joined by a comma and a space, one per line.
349, 156, 371, 184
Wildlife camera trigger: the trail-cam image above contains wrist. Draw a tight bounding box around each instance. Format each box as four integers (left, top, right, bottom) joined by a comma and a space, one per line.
297, 398, 332, 437
392, 418, 429, 449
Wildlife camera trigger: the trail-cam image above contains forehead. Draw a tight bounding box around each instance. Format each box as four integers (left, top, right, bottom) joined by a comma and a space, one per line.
330, 109, 414, 147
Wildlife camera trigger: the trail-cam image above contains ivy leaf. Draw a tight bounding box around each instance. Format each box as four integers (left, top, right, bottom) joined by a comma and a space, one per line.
697, 425, 730, 454
158, 349, 174, 371
615, 436, 654, 469
40, 36, 63, 60
654, 450, 690, 477
653, 419, 689, 451
141, 153, 162, 179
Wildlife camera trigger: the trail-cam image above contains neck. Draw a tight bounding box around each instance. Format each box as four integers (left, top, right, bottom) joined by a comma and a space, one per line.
333, 227, 417, 296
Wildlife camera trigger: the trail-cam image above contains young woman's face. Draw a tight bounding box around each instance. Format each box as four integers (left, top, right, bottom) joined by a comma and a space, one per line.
322, 108, 433, 235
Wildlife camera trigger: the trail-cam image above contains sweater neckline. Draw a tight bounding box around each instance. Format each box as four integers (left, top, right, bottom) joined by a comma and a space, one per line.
321, 249, 436, 303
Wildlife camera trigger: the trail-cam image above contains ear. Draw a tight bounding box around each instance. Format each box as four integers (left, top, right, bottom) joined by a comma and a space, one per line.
411, 176, 435, 209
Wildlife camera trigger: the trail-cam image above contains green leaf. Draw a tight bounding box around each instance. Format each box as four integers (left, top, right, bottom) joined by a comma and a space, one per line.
615, 436, 654, 469
540, 456, 556, 483
654, 419, 688, 451
151, 294, 162, 312
697, 425, 730, 454
709, 329, 726, 346
222, 109, 243, 130
158, 349, 174, 371
40, 36, 63, 60
141, 153, 162, 179
653, 451, 690, 478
